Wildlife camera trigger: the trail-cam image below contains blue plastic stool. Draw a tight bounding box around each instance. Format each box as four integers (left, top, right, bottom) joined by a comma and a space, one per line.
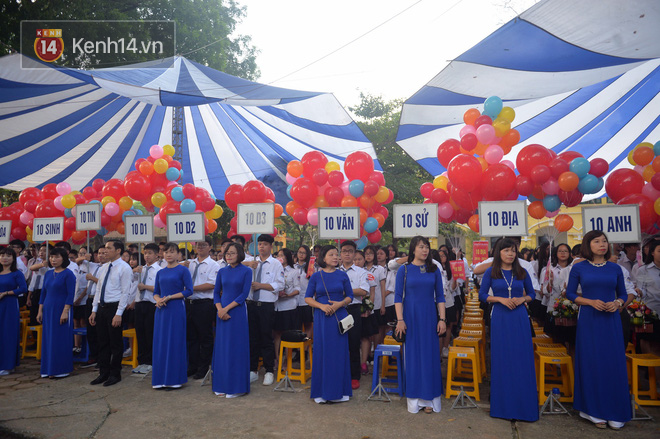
371, 344, 405, 397
73, 327, 89, 363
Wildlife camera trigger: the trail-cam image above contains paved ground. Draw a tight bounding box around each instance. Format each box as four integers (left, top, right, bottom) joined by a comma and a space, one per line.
1, 358, 659, 439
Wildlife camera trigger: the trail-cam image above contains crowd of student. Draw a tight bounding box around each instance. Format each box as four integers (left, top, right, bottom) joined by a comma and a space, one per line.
0, 231, 658, 428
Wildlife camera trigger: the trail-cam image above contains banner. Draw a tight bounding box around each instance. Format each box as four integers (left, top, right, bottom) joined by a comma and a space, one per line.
472, 241, 489, 265
450, 260, 466, 281
307, 256, 316, 278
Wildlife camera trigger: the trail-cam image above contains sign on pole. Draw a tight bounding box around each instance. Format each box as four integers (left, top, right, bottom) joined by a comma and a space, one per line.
478, 201, 528, 237
33, 217, 64, 242
0, 220, 11, 245
75, 203, 101, 231
237, 203, 275, 235
472, 241, 489, 264
318, 207, 361, 240
393, 204, 438, 238
582, 205, 641, 243
166, 212, 205, 243
125, 215, 154, 243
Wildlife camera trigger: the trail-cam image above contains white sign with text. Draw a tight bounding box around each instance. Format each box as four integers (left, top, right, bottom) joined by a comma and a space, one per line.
167, 212, 205, 243
478, 201, 528, 237
33, 217, 64, 242
393, 204, 438, 238
318, 207, 361, 240
582, 205, 641, 243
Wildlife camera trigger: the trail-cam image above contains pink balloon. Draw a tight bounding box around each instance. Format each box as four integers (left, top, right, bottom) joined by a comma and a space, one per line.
53, 196, 65, 211
484, 145, 504, 164
438, 202, 453, 219
634, 165, 645, 175
546, 209, 559, 218
459, 125, 476, 138
542, 178, 559, 195
286, 173, 296, 185
154, 215, 165, 228
167, 181, 178, 188
307, 208, 319, 226
642, 182, 660, 200
149, 144, 163, 159
56, 182, 71, 196
501, 160, 515, 171
20, 211, 34, 225
476, 124, 496, 145
104, 202, 119, 216
340, 180, 351, 195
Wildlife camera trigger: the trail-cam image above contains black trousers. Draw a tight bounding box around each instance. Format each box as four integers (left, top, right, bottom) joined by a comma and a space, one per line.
29, 289, 41, 325
620, 309, 631, 350
347, 304, 363, 381
247, 301, 275, 373
96, 302, 123, 378
135, 301, 156, 365
186, 299, 215, 373
85, 297, 99, 360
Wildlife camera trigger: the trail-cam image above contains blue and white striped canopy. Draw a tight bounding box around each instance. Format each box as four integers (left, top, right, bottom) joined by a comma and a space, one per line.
0, 55, 376, 203
397, 0, 660, 200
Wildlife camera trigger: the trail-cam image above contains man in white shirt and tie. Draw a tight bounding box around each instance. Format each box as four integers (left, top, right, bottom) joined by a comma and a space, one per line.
186, 238, 220, 380
338, 240, 369, 390
84, 247, 106, 367
245, 234, 284, 386
26, 244, 48, 325
89, 240, 133, 387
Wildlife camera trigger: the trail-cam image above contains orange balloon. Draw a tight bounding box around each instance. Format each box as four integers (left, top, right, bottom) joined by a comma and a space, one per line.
314, 195, 329, 208
359, 208, 368, 225
557, 171, 579, 191
531, 185, 544, 201
273, 203, 283, 217
468, 214, 479, 233
474, 142, 488, 156
359, 194, 375, 209
449, 197, 460, 211
528, 201, 546, 219
340, 195, 358, 207
652, 156, 660, 173
116, 222, 125, 235
161, 154, 172, 163
118, 196, 133, 211
374, 186, 389, 203
287, 160, 303, 178
477, 157, 489, 171
71, 230, 86, 241
643, 165, 656, 182
207, 219, 218, 234
139, 160, 154, 176
373, 213, 385, 228
633, 146, 654, 166
553, 214, 573, 232
285, 201, 300, 216
463, 108, 480, 126
499, 129, 520, 149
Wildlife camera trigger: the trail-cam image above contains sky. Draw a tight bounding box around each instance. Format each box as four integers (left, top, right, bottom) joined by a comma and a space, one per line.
233, 0, 539, 109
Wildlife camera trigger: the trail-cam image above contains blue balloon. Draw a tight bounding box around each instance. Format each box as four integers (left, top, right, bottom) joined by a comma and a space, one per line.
355, 236, 368, 250
248, 241, 257, 255
154, 207, 160, 214
286, 184, 292, 199
89, 199, 101, 204
64, 208, 73, 218
543, 195, 561, 212
569, 157, 590, 178
99, 227, 108, 236
528, 194, 540, 203
483, 96, 503, 119
166, 167, 180, 182
364, 217, 378, 234
578, 174, 599, 194
171, 186, 185, 202
122, 210, 136, 221
349, 180, 365, 198
594, 177, 605, 193
654, 141, 660, 157
180, 198, 196, 213
179, 169, 184, 180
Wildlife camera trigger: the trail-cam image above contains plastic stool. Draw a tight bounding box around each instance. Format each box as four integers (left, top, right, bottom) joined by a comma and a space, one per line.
452, 336, 486, 381
21, 324, 42, 360
72, 327, 89, 363
534, 343, 567, 381
626, 342, 635, 355
536, 351, 574, 404
459, 329, 484, 346
446, 346, 480, 401
121, 328, 138, 369
463, 312, 483, 320
532, 335, 551, 344
626, 353, 660, 406
463, 316, 483, 325
276, 339, 312, 384
371, 345, 404, 397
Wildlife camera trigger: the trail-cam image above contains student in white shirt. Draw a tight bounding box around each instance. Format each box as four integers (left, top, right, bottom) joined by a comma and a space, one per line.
84, 248, 105, 366
133, 243, 161, 374
295, 245, 313, 339
355, 249, 381, 375
27, 244, 49, 325
273, 248, 301, 361
72, 247, 90, 355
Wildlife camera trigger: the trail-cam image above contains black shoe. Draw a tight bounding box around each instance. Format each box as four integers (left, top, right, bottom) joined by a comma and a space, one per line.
193, 370, 207, 380
90, 375, 109, 385
187, 369, 196, 377
103, 376, 121, 387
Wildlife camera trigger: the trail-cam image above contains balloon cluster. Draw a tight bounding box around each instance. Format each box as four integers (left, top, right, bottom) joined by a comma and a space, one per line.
2, 144, 223, 244
285, 151, 392, 247
605, 141, 660, 233
223, 180, 281, 239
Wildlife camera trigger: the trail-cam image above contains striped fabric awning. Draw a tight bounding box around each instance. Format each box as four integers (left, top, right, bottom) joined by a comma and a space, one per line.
397, 0, 660, 200
0, 55, 377, 203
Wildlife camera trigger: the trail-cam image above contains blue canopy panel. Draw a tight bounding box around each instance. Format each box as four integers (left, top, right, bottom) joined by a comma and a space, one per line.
397, 0, 660, 201
0, 54, 377, 204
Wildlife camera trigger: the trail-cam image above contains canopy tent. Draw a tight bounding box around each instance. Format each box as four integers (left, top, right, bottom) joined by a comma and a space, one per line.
0, 54, 377, 203
397, 0, 660, 200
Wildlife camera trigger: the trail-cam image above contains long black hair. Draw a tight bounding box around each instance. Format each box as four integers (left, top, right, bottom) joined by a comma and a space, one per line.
297, 245, 311, 273
279, 248, 295, 269
551, 243, 573, 267
536, 242, 550, 282
407, 236, 437, 273
0, 247, 18, 272
491, 238, 526, 280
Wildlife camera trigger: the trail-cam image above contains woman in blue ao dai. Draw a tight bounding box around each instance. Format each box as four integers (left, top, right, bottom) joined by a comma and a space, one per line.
479, 238, 538, 422
566, 231, 631, 430
212, 242, 252, 398
0, 248, 28, 375
305, 245, 354, 404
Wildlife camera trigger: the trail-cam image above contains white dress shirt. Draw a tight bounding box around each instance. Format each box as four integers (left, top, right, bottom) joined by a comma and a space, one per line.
28, 259, 48, 291
295, 263, 310, 306
136, 262, 161, 304
248, 254, 284, 303
86, 262, 101, 298
635, 262, 660, 313
188, 256, 220, 300
275, 265, 300, 312
366, 265, 386, 310
339, 263, 369, 305
92, 258, 133, 315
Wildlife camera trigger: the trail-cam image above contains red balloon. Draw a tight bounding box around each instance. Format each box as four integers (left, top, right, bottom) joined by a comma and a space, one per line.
557, 151, 584, 164
367, 229, 382, 244
384, 189, 394, 205
369, 171, 386, 186
548, 158, 570, 179
558, 189, 584, 207
437, 139, 461, 169
182, 183, 197, 200
430, 188, 449, 204
589, 158, 609, 178
420, 182, 434, 198
42, 183, 59, 200
515, 175, 534, 197
474, 115, 492, 128
224, 184, 244, 212
34, 199, 58, 218
652, 173, 660, 192
290, 178, 317, 208
150, 173, 169, 194
265, 188, 275, 202
312, 168, 329, 187
65, 217, 77, 231
324, 187, 344, 207
19, 187, 44, 207
618, 193, 657, 230
447, 154, 482, 192
301, 151, 328, 179
82, 187, 97, 200
242, 180, 267, 203
363, 180, 379, 197
134, 158, 146, 172
92, 179, 105, 193
23, 199, 39, 214
460, 133, 478, 151
450, 186, 481, 210
516, 144, 552, 177
455, 209, 472, 225
169, 160, 182, 171
102, 179, 126, 201
344, 151, 374, 182
328, 170, 344, 187
292, 207, 309, 225
200, 197, 216, 212
530, 165, 551, 185
11, 226, 27, 241
605, 169, 644, 203
481, 163, 516, 201
124, 174, 152, 201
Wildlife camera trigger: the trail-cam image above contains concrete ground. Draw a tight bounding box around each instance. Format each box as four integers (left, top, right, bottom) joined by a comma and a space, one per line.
1, 358, 659, 439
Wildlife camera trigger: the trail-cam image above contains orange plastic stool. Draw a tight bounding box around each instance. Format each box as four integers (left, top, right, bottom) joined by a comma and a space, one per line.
121, 328, 138, 369
276, 339, 312, 384
445, 347, 480, 401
